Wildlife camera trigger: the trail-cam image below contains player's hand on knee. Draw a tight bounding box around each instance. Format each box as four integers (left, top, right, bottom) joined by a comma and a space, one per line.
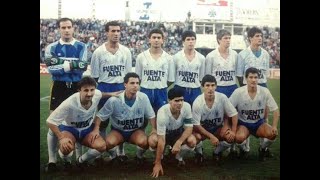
89, 131, 99, 144
59, 138, 73, 152
271, 127, 278, 136
210, 136, 219, 146
226, 130, 235, 142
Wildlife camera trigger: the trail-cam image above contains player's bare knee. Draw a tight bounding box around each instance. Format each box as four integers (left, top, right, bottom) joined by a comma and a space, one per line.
235, 135, 246, 144
268, 134, 277, 140
148, 136, 158, 149
186, 135, 197, 148
194, 133, 202, 141
93, 140, 106, 152
96, 144, 106, 152
136, 138, 148, 149
105, 140, 118, 150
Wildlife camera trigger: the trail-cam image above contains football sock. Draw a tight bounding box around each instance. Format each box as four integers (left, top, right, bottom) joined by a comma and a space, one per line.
79, 149, 101, 163
261, 138, 275, 149
136, 146, 146, 159
58, 149, 73, 163
237, 139, 248, 152
108, 146, 118, 159
47, 129, 58, 163
214, 141, 231, 154
176, 144, 195, 161
118, 144, 125, 156
75, 142, 82, 159
195, 141, 203, 154
245, 136, 250, 151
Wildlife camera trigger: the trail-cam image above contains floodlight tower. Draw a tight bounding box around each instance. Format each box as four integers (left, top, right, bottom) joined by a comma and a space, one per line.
92, 0, 96, 20
58, 0, 62, 19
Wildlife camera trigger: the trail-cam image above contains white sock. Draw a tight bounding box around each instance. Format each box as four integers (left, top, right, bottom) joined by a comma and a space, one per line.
75, 142, 82, 159
108, 146, 118, 159
136, 146, 146, 159
176, 144, 195, 161
195, 141, 203, 154
118, 144, 125, 156
79, 149, 101, 163
214, 141, 231, 154
231, 143, 236, 151
58, 149, 73, 163
237, 140, 248, 152
245, 136, 250, 151
261, 138, 275, 149
260, 137, 264, 146
47, 129, 58, 163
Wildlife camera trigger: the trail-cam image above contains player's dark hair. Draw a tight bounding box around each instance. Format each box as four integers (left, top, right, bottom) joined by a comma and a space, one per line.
105, 21, 121, 32
77, 76, 97, 89
245, 67, 259, 78
247, 26, 262, 39
182, 30, 196, 41
57, 17, 74, 28
148, 28, 164, 39
124, 72, 140, 84
168, 88, 184, 100
216, 29, 231, 44
201, 74, 217, 87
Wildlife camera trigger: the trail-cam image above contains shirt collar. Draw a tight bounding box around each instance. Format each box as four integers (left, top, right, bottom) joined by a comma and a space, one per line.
59, 38, 76, 45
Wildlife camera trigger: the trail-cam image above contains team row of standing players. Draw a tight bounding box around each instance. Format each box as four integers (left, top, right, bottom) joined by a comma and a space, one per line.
44, 18, 279, 178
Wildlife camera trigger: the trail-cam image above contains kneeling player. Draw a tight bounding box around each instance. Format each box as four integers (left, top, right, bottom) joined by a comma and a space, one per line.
46, 77, 107, 171
151, 88, 196, 178
230, 67, 279, 161
192, 75, 238, 163
77, 72, 156, 166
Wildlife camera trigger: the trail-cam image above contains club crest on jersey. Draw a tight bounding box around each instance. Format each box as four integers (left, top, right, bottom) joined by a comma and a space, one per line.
258, 100, 262, 108
136, 108, 142, 116
215, 110, 219, 117
120, 58, 124, 64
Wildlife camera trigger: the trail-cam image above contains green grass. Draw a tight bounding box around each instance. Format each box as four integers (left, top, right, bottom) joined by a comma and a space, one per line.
40, 75, 280, 179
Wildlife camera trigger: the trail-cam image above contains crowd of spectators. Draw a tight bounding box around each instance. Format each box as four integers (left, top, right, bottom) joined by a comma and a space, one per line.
40, 19, 185, 66
40, 19, 280, 68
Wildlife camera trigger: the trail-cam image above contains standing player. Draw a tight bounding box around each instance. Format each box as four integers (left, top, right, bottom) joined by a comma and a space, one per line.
173, 30, 205, 106
236, 26, 269, 88
135, 28, 175, 114
205, 29, 239, 157
44, 17, 88, 172
230, 67, 279, 161
192, 75, 238, 164
236, 27, 271, 153
90, 21, 132, 162
135, 29, 175, 155
205, 29, 238, 98
151, 88, 196, 178
46, 76, 108, 171
77, 72, 156, 165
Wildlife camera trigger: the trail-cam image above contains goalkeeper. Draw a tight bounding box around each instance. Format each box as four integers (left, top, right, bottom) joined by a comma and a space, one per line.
44, 17, 88, 173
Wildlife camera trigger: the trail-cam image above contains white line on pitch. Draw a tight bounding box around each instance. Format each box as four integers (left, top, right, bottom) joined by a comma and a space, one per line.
40, 96, 50, 101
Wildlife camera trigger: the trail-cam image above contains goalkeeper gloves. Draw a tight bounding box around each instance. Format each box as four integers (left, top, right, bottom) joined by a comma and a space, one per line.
44, 56, 64, 66
70, 61, 88, 70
